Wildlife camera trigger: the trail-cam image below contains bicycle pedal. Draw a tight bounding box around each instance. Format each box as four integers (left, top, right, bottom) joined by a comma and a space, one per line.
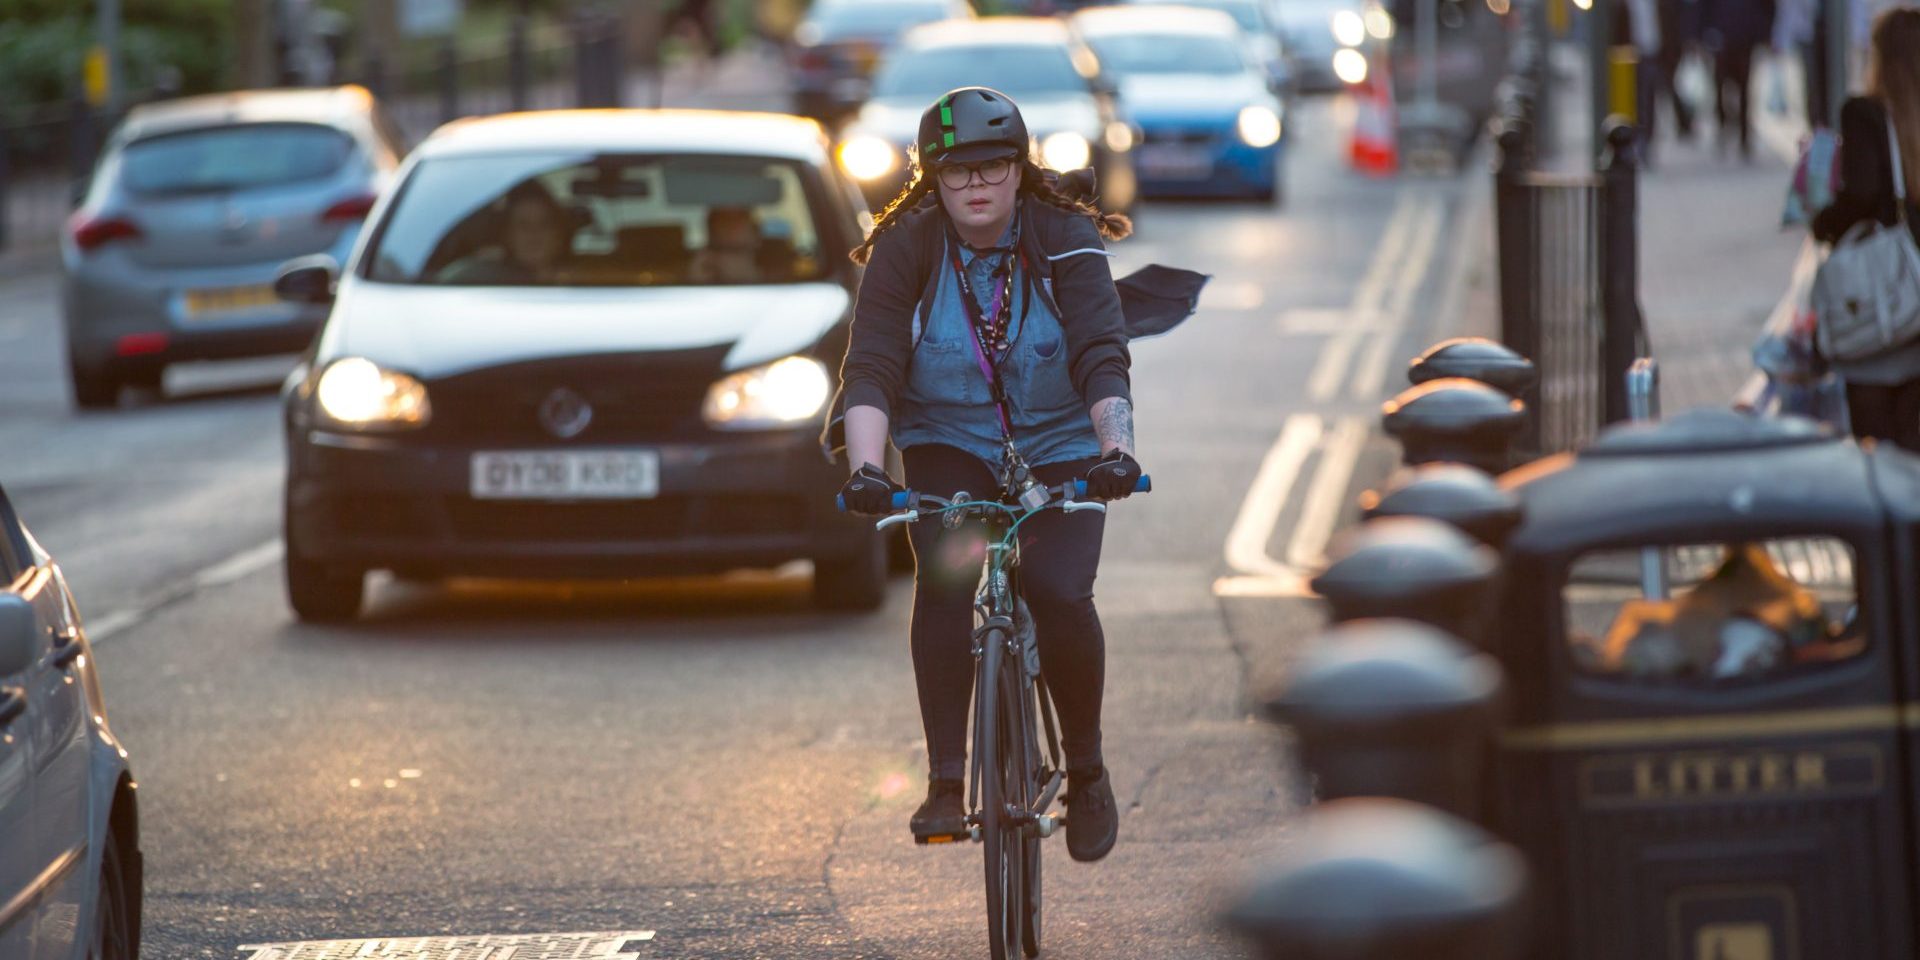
915, 831, 969, 845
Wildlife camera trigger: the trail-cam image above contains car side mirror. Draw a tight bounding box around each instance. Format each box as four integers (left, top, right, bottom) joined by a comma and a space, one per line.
0, 595, 36, 677
275, 254, 340, 306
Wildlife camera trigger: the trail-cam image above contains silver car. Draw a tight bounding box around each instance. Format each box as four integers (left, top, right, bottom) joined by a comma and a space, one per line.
0, 485, 141, 958
62, 86, 405, 409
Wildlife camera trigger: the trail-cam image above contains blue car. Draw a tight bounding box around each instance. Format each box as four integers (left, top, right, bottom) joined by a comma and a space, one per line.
1072, 5, 1287, 204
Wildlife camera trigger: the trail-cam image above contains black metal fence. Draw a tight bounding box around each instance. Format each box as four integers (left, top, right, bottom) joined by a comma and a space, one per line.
1491, 115, 1647, 456
0, 13, 630, 255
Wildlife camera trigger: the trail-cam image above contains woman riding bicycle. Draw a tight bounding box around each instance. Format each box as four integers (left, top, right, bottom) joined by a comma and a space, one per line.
835, 87, 1143, 863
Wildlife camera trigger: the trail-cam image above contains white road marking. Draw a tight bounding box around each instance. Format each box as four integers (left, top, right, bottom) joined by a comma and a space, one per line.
1284, 416, 1371, 571
1218, 191, 1453, 599
1304, 194, 1420, 402
1222, 414, 1323, 580
85, 537, 284, 644
1349, 198, 1445, 402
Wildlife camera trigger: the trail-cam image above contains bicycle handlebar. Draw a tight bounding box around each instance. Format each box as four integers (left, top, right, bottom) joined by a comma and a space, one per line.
836, 475, 1151, 514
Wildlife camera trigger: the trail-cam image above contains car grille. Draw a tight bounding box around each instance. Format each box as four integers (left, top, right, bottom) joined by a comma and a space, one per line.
425, 347, 728, 444
440, 495, 807, 543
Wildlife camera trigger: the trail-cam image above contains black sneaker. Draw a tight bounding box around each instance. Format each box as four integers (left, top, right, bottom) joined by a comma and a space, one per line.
911, 777, 967, 843
1064, 766, 1117, 862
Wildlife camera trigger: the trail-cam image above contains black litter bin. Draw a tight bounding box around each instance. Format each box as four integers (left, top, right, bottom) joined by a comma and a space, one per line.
1360, 463, 1525, 549
1495, 408, 1918, 959
1313, 516, 1500, 643
1266, 619, 1505, 816
1382, 378, 1528, 473
1409, 337, 1540, 396
1226, 797, 1528, 960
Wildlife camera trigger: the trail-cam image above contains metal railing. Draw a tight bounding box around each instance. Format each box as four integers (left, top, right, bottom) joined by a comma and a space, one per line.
1491, 118, 1648, 456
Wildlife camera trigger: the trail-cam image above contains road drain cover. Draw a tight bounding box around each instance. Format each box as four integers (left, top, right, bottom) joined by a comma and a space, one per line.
238, 931, 657, 959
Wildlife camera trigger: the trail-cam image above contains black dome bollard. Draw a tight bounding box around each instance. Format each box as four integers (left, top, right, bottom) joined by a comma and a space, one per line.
1359, 463, 1524, 550
1311, 517, 1499, 643
1382, 378, 1528, 473
1264, 619, 1505, 817
1225, 797, 1528, 960
1408, 338, 1539, 396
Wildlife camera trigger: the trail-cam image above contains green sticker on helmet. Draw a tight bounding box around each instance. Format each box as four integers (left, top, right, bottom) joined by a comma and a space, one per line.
940, 103, 953, 128
943, 132, 955, 148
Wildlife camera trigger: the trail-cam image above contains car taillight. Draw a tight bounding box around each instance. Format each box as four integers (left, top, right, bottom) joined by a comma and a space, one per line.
321, 193, 378, 223
794, 46, 829, 70
69, 214, 143, 252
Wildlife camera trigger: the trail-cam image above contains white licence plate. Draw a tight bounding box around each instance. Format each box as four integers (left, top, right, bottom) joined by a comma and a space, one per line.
182, 283, 281, 320
1137, 144, 1215, 180
470, 450, 660, 500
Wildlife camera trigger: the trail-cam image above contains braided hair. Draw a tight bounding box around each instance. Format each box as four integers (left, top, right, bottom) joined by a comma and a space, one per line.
848, 158, 1131, 265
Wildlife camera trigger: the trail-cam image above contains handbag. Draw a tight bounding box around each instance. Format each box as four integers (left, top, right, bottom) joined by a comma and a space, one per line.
1812, 115, 1920, 363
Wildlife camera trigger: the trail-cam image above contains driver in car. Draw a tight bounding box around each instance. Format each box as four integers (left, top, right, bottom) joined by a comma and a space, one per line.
440, 181, 574, 285
689, 205, 764, 284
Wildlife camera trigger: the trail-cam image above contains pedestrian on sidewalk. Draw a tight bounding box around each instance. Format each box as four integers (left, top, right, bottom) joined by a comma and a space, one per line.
1811, 6, 1920, 448
1658, 0, 1701, 139
1702, 0, 1778, 158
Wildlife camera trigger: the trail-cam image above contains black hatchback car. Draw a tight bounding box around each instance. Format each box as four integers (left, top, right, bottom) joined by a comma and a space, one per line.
275, 109, 889, 621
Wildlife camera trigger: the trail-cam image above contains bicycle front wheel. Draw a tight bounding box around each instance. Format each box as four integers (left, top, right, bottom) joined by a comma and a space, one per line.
977, 629, 1026, 960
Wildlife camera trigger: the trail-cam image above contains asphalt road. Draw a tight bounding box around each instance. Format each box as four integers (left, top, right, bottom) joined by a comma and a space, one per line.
0, 94, 1472, 959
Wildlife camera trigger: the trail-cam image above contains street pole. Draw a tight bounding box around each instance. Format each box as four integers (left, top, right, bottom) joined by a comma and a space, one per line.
96, 0, 121, 112
1589, 0, 1613, 167
1821, 0, 1849, 127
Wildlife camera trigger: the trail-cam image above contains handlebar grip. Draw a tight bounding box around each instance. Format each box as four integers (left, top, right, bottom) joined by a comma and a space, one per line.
1071, 475, 1152, 498
835, 491, 916, 512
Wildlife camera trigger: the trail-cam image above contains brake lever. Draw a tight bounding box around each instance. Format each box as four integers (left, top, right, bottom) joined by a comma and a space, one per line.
875, 511, 919, 530
1061, 501, 1107, 515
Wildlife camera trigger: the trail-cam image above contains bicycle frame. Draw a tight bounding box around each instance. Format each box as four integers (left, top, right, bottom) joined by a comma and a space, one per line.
965, 505, 1067, 836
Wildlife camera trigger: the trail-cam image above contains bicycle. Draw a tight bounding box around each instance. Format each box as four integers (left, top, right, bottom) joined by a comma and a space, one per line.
845, 474, 1150, 960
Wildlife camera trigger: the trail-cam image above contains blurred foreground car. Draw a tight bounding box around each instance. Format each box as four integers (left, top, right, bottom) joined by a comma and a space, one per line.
835, 18, 1137, 213
790, 0, 976, 123
1073, 5, 1287, 202
278, 110, 889, 621
0, 485, 142, 959
62, 86, 404, 409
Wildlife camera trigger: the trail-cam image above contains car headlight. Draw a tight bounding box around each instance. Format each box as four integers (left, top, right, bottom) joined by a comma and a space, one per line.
1332, 9, 1367, 47
1332, 47, 1370, 85
1104, 121, 1135, 154
1040, 131, 1092, 172
1365, 5, 1396, 38
837, 135, 899, 182
702, 355, 831, 429
1237, 106, 1283, 148
315, 357, 431, 429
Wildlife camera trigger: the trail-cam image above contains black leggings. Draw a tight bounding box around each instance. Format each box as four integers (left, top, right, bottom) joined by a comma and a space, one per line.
903, 444, 1107, 781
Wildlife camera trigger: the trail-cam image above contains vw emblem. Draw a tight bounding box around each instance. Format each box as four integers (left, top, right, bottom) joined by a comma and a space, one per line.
538, 387, 593, 439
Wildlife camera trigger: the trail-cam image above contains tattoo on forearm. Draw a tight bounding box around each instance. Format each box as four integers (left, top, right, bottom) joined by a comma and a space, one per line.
1096, 399, 1135, 453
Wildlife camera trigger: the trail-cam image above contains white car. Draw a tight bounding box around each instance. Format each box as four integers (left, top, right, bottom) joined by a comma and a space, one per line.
0, 486, 142, 958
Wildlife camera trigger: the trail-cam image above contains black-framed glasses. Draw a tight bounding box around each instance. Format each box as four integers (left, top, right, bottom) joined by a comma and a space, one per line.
936, 156, 1017, 190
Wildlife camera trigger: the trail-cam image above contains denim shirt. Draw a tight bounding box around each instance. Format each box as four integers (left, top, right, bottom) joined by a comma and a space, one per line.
892, 223, 1102, 468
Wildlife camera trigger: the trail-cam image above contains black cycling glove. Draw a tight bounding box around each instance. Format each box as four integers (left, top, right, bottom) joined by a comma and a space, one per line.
840, 462, 902, 515
1083, 450, 1142, 500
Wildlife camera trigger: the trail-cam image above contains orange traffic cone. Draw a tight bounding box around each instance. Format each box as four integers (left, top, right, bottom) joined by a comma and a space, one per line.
1350, 57, 1398, 176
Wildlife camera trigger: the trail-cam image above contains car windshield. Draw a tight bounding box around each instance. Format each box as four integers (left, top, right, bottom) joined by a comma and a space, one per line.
810, 0, 956, 36
873, 43, 1088, 99
1270, 0, 1350, 27
361, 152, 833, 288
120, 122, 353, 197
1085, 33, 1246, 75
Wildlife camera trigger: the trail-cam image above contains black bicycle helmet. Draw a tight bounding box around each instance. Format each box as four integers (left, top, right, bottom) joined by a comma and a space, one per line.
916, 86, 1029, 167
